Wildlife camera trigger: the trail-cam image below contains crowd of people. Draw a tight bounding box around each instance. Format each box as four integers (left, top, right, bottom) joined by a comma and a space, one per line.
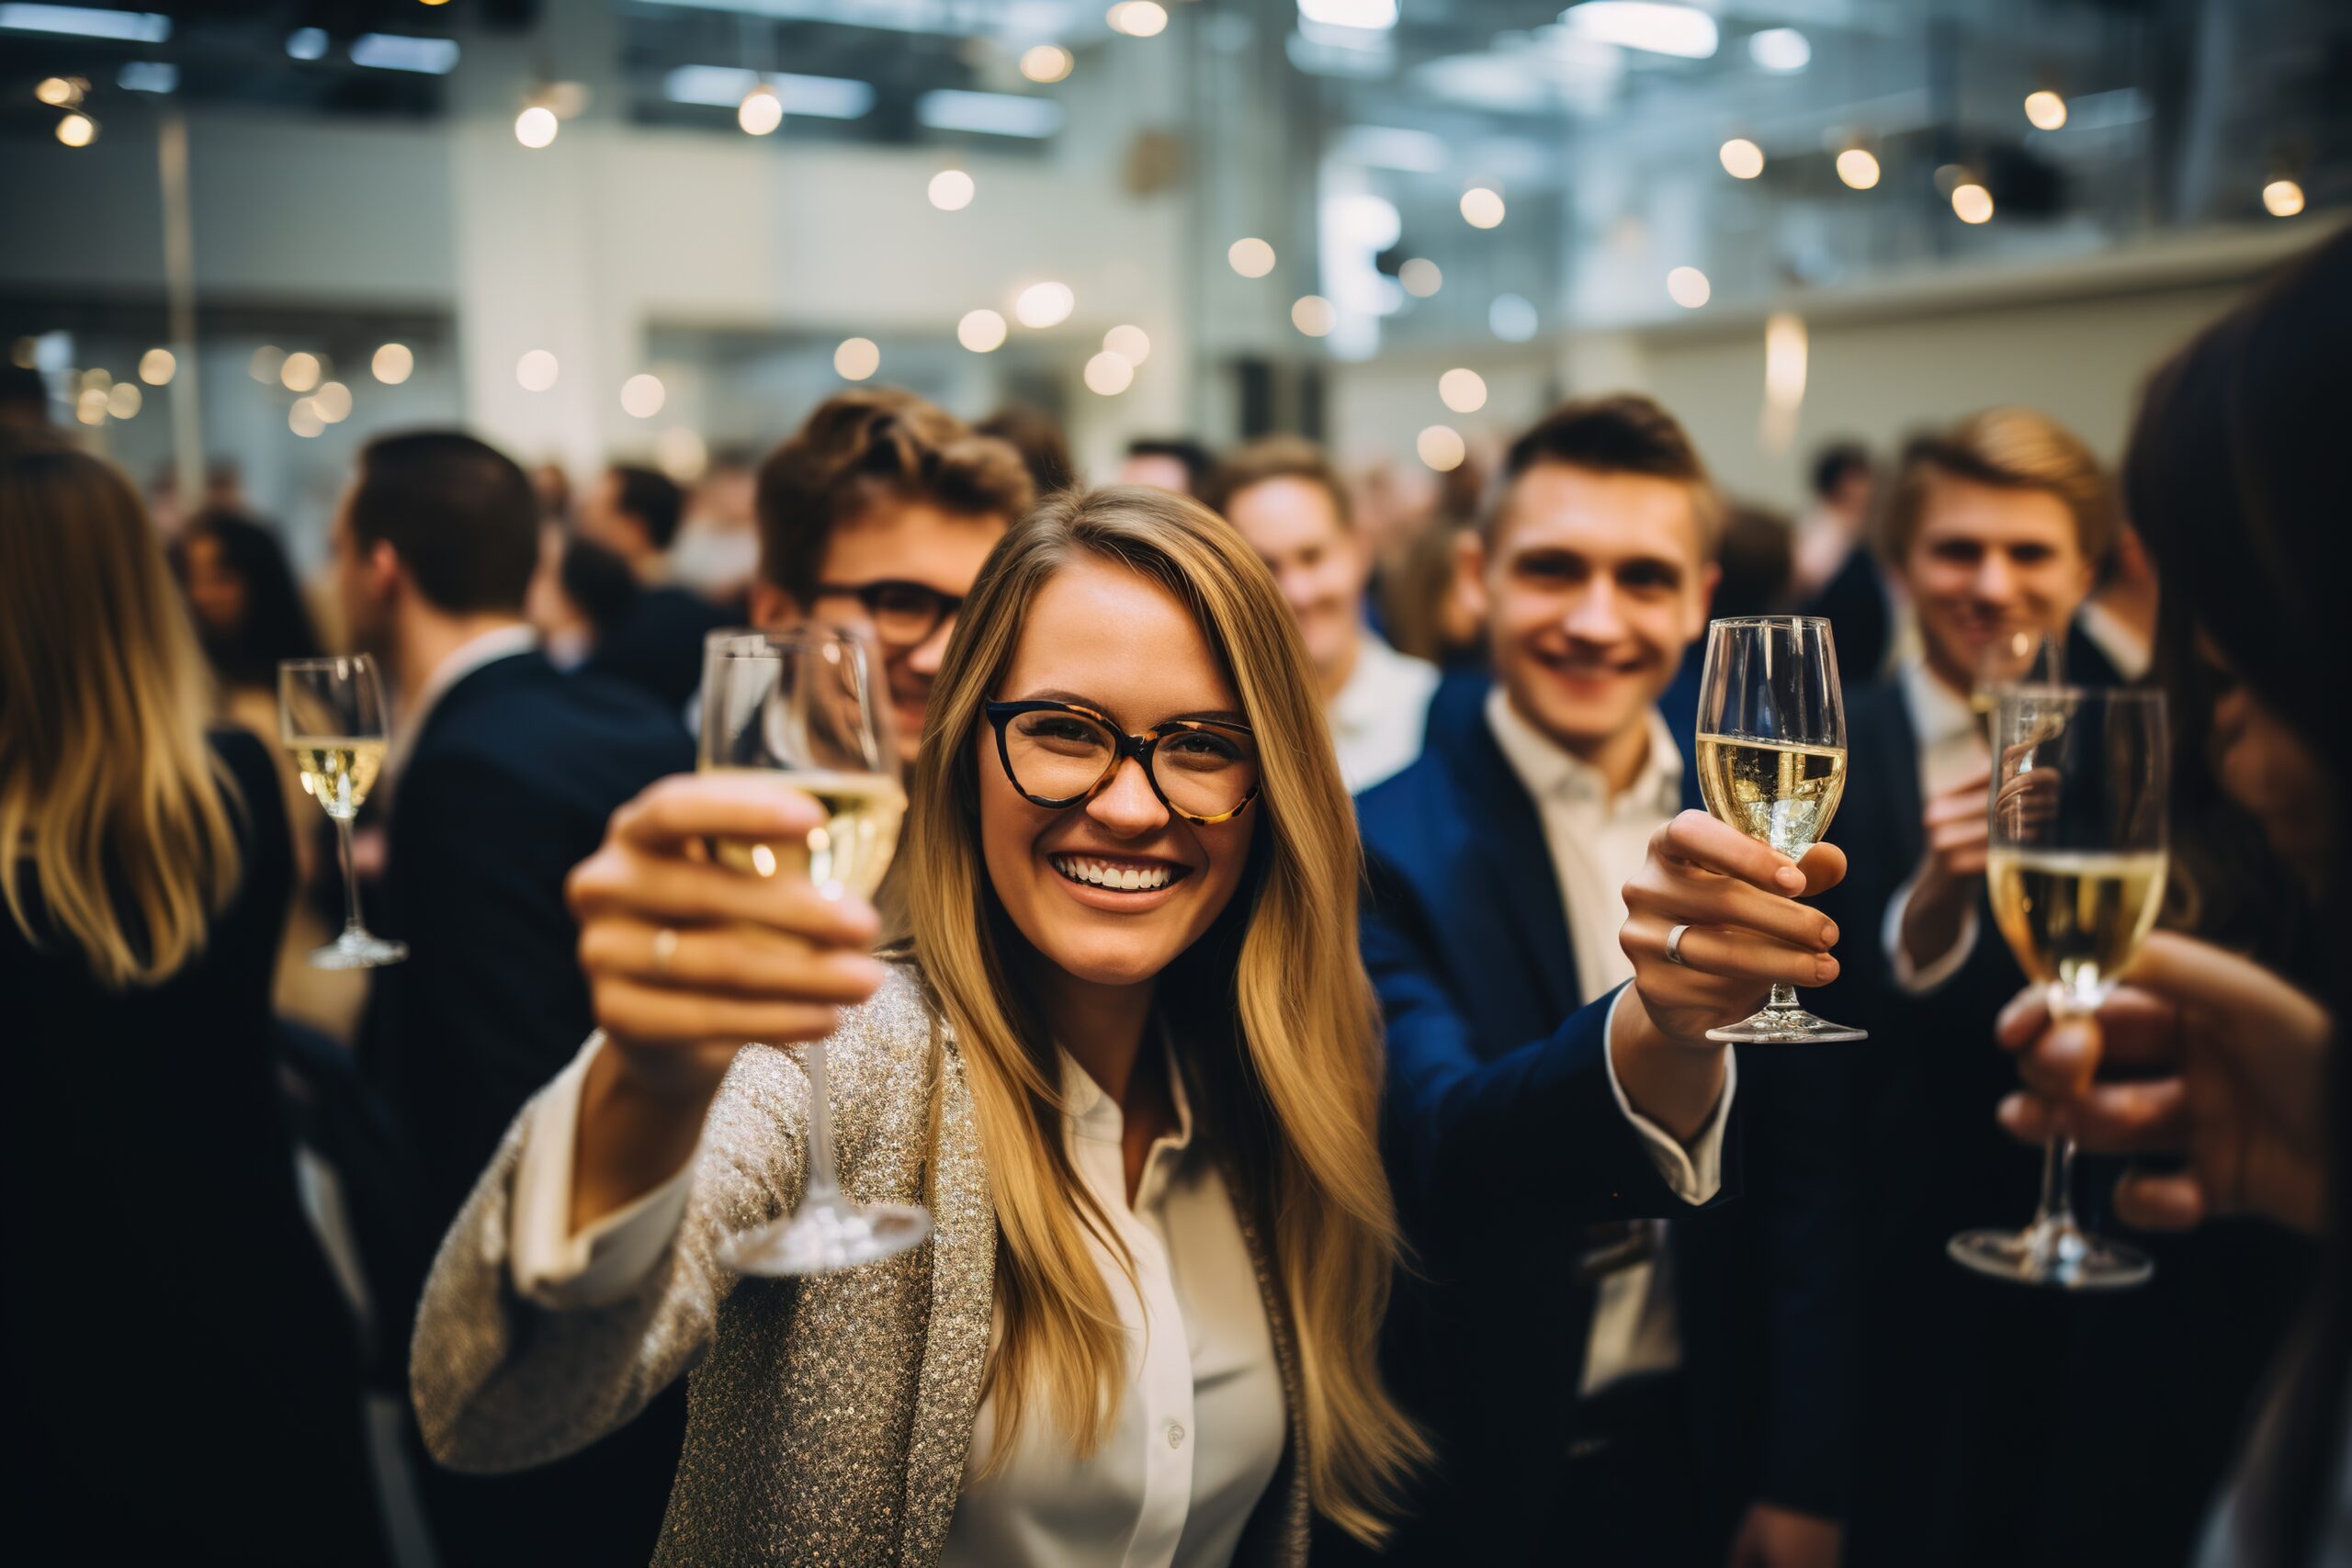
1, 224, 2346, 1568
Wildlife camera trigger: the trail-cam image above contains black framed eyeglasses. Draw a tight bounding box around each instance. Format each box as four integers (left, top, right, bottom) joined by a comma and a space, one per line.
810, 580, 963, 649
984, 699, 1261, 826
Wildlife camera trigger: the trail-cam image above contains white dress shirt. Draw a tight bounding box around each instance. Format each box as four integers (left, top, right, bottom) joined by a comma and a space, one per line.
1329, 630, 1441, 795
1484, 687, 1735, 1394
1880, 658, 1990, 995
508, 1031, 1286, 1568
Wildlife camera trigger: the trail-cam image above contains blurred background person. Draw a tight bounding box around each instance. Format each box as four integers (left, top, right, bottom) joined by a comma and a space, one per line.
978, 402, 1080, 499
1204, 434, 1439, 793
525, 520, 638, 673
0, 362, 51, 427
334, 430, 695, 1567
667, 446, 762, 617
1792, 440, 1893, 687
575, 462, 727, 716
529, 458, 573, 526
0, 428, 383, 1563
1117, 434, 1214, 496
752, 388, 1033, 769
170, 506, 368, 1037
2079, 517, 2159, 682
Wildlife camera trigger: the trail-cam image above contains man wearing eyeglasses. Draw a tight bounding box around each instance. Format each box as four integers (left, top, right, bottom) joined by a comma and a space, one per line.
744, 389, 1035, 764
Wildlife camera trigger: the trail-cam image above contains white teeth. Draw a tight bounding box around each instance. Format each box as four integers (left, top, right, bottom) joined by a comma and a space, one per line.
1051, 855, 1173, 892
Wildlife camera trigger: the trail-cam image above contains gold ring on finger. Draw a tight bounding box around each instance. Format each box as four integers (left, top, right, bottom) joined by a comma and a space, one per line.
1665, 923, 1692, 966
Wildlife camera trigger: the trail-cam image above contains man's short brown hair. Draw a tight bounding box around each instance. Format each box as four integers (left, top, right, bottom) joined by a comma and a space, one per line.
1199, 435, 1351, 528
1489, 394, 1724, 558
754, 389, 1035, 604
1877, 408, 2119, 567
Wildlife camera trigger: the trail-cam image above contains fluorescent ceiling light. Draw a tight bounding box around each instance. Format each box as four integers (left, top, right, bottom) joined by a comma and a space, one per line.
632, 0, 1072, 39
917, 89, 1065, 139
118, 60, 175, 93
1747, 28, 1809, 72
1297, 0, 1396, 28
1287, 25, 1393, 79
1558, 2, 1717, 60
350, 34, 460, 74
1335, 124, 1446, 174
0, 5, 168, 41
663, 65, 876, 118
286, 28, 327, 60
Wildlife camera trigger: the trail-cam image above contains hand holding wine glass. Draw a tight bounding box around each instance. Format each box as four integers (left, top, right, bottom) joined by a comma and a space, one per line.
1689, 616, 1866, 1043
1949, 683, 2167, 1289
1993, 930, 2330, 1237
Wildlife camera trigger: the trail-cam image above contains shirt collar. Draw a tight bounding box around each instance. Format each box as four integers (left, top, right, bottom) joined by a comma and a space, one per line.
1899, 656, 1980, 751
1057, 1021, 1193, 1153
1328, 628, 1400, 738
1485, 683, 1683, 817
388, 624, 539, 779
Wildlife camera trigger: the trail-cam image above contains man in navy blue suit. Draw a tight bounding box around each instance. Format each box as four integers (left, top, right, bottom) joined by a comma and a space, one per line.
334, 431, 695, 1566
1354, 397, 1855, 1566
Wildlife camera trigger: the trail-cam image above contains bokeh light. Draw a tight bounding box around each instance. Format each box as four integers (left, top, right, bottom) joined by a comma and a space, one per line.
1951, 182, 1995, 224
1291, 296, 1337, 336
1103, 324, 1151, 365
1719, 138, 1765, 179
1084, 352, 1135, 395
288, 400, 325, 438
371, 343, 413, 384
514, 106, 559, 149
2024, 91, 2067, 130
280, 352, 322, 392
56, 113, 96, 148
1014, 281, 1076, 328
138, 347, 175, 385
928, 169, 975, 210
1398, 258, 1442, 298
739, 85, 783, 136
107, 383, 141, 420
1417, 424, 1466, 472
1021, 45, 1073, 84
1108, 2, 1168, 39
1438, 367, 1487, 413
2264, 178, 2306, 218
516, 349, 559, 391
1667, 266, 1712, 308
1227, 238, 1276, 277
1460, 187, 1505, 228
312, 381, 352, 423
958, 309, 1008, 353
620, 373, 667, 416
1836, 149, 1881, 189
833, 338, 881, 379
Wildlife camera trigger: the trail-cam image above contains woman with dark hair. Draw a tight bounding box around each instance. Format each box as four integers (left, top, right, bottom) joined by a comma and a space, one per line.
2000, 228, 2350, 1563
0, 430, 383, 1562
175, 508, 356, 1031
178, 506, 325, 690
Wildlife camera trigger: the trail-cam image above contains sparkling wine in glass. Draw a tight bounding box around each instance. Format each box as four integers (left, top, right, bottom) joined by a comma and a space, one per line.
1950, 684, 2167, 1290
279, 656, 407, 969
1693, 616, 1867, 1043
698, 627, 926, 1276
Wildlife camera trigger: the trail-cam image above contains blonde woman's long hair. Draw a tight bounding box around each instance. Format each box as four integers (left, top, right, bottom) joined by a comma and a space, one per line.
902, 485, 1427, 1545
0, 430, 243, 987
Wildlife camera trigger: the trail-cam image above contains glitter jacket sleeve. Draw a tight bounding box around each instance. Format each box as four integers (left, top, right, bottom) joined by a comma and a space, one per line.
408, 1028, 812, 1475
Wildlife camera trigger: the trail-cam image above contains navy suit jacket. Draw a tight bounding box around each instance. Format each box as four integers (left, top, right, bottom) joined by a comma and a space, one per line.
361, 650, 694, 1567
1351, 678, 1852, 1560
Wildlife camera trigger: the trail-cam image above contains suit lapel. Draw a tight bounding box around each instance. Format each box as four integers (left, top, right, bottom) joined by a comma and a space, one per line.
1869, 686, 1926, 868
1451, 717, 1582, 1021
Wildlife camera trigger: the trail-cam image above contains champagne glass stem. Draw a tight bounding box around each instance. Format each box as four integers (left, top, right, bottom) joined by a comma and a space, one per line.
333, 815, 366, 938
802, 1039, 842, 1205
1765, 982, 1801, 1014
2031, 1136, 2077, 1233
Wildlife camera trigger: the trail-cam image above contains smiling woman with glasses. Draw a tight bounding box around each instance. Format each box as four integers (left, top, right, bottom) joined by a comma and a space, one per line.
411, 485, 1430, 1564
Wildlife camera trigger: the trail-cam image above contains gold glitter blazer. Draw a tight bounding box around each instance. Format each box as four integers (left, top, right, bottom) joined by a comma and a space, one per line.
411, 968, 1312, 1567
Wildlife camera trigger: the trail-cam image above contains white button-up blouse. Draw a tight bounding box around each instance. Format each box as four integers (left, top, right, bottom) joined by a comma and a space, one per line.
507, 1032, 1287, 1568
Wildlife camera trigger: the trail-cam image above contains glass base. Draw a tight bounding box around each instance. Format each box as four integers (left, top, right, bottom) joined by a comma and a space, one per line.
718, 1196, 932, 1277
308, 929, 409, 970
1706, 1005, 1867, 1043
1948, 1221, 2154, 1291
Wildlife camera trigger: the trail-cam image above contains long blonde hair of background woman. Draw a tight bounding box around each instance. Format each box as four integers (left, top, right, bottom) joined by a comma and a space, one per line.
902, 485, 1428, 1547
0, 429, 243, 987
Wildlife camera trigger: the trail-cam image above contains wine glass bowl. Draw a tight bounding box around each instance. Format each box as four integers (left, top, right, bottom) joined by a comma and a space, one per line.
1693, 616, 1868, 1044
1949, 684, 2167, 1290
279, 656, 407, 969
696, 627, 929, 1277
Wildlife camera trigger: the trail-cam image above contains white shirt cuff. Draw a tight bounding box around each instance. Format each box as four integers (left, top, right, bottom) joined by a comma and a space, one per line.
509, 1032, 697, 1309
1882, 868, 1979, 995
1602, 986, 1734, 1205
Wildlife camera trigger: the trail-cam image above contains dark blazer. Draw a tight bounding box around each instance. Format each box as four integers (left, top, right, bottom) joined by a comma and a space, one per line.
1351, 679, 1848, 1562
582, 582, 729, 716
1801, 547, 1894, 690
1805, 639, 2310, 1566
3, 731, 384, 1564
362, 649, 693, 1567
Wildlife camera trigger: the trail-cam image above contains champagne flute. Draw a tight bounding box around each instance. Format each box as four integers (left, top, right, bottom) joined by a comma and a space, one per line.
1693, 616, 1867, 1043
279, 656, 407, 969
1971, 626, 2064, 717
699, 627, 926, 1276
1949, 684, 2166, 1290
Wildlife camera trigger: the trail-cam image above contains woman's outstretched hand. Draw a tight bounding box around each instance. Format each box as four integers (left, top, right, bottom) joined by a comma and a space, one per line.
1996, 930, 2332, 1235
562, 772, 888, 1228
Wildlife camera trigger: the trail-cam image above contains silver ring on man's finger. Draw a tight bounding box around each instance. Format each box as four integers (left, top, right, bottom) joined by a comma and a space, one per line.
1665, 923, 1691, 965
651, 926, 680, 976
